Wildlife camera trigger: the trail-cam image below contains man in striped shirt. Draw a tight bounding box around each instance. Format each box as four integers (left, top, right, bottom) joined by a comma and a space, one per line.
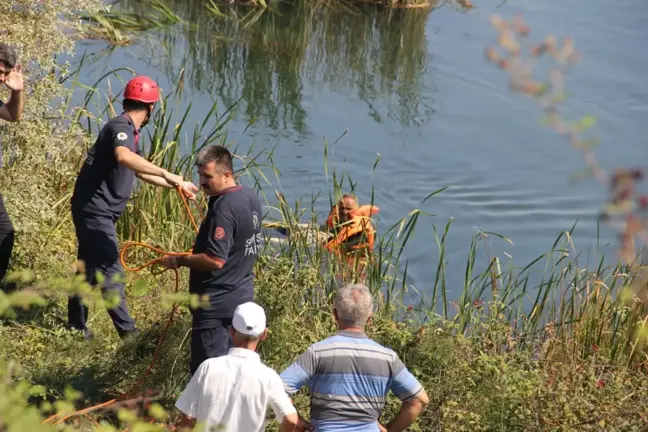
280, 284, 429, 432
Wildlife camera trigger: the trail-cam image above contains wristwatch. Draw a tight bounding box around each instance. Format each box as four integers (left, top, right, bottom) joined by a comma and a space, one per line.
171, 256, 179, 268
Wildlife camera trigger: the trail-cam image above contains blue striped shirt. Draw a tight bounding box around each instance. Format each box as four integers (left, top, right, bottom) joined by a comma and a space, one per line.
280, 331, 423, 431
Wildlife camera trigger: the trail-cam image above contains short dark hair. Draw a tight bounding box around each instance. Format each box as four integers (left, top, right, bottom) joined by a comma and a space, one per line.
0, 43, 17, 69
122, 98, 152, 112
342, 194, 358, 203
195, 145, 233, 174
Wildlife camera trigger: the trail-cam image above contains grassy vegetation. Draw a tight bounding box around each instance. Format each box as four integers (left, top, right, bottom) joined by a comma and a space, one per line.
1, 2, 648, 432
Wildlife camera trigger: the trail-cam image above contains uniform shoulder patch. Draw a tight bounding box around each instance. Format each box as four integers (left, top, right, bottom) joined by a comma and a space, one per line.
214, 226, 225, 240
117, 132, 128, 141
252, 211, 260, 230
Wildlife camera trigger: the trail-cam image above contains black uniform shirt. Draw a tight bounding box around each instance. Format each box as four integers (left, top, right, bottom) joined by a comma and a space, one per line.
71, 113, 142, 220
189, 184, 263, 326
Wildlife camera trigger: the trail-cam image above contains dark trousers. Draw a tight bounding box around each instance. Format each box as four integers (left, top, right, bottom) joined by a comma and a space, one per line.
190, 318, 233, 375
69, 212, 136, 337
0, 193, 16, 292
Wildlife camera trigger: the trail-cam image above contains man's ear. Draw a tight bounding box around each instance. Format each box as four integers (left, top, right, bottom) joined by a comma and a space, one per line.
333, 308, 339, 322
260, 328, 268, 341
229, 327, 235, 338
366, 312, 373, 324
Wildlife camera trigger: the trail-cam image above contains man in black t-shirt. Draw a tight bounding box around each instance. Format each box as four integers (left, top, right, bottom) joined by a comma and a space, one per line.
70, 76, 198, 340
159, 145, 263, 374
0, 42, 24, 294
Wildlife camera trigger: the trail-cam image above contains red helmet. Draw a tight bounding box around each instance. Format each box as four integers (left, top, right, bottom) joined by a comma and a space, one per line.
123, 76, 159, 104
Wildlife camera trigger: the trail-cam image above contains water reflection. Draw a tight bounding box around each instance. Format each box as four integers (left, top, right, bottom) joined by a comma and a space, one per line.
116, 0, 437, 133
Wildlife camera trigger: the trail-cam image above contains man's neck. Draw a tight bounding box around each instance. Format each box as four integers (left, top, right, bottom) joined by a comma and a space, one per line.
338, 326, 365, 333
233, 342, 259, 351
124, 110, 147, 130
216, 182, 238, 194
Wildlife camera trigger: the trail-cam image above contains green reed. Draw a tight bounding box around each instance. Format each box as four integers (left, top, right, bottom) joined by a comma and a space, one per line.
79, 0, 186, 45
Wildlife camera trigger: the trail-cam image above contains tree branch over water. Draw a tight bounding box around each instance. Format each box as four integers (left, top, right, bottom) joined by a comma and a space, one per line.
485, 14, 648, 266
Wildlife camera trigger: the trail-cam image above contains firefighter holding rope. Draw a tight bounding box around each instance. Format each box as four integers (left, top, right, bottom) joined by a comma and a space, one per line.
69, 76, 198, 340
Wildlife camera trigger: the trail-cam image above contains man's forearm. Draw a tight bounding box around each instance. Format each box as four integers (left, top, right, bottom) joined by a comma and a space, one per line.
177, 253, 223, 272
117, 149, 169, 178
385, 400, 427, 432
6, 90, 23, 121
278, 413, 299, 432
137, 172, 173, 188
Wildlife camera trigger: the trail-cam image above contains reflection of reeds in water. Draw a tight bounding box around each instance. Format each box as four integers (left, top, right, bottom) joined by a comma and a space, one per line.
108, 0, 453, 131
305, 8, 431, 126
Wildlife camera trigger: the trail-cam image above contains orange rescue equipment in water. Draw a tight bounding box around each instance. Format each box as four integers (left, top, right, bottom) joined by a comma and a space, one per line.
326, 203, 380, 232
324, 204, 380, 255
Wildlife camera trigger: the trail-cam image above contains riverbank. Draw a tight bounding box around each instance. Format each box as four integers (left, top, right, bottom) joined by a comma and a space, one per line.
1, 1, 648, 431
4, 254, 648, 431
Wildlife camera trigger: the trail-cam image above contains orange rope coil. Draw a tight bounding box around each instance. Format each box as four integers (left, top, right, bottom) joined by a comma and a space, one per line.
42, 186, 202, 428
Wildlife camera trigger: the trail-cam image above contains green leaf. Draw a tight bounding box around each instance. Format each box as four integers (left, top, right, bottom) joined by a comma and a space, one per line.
63, 385, 82, 402
573, 138, 601, 149
148, 402, 167, 420
131, 279, 149, 297
54, 400, 76, 416
95, 271, 106, 285
551, 92, 567, 103
41, 401, 53, 413
0, 291, 9, 316
574, 115, 597, 132
569, 167, 593, 184
117, 407, 137, 423
27, 385, 47, 397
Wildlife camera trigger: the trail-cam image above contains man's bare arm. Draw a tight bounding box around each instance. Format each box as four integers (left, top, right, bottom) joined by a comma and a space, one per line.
0, 65, 24, 122
135, 172, 199, 200
384, 390, 429, 432
177, 253, 224, 272
135, 172, 174, 188
278, 413, 299, 432
286, 398, 310, 432
0, 90, 23, 122
114, 146, 183, 186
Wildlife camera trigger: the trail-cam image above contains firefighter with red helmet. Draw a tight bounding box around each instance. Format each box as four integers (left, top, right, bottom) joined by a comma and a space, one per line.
69, 76, 198, 340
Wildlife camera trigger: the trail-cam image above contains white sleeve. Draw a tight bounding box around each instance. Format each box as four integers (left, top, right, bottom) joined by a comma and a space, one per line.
175, 365, 204, 418
268, 371, 297, 421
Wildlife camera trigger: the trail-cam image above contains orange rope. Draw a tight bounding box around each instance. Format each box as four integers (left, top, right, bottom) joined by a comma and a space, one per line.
42, 185, 202, 427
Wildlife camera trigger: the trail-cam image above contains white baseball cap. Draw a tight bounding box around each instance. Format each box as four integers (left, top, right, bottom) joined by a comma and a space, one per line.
232, 302, 266, 337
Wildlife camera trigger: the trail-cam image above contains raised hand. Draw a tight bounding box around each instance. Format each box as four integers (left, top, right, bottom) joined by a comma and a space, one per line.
4, 64, 24, 92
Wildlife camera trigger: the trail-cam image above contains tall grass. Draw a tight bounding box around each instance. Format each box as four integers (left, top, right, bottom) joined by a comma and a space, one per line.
79, 0, 187, 45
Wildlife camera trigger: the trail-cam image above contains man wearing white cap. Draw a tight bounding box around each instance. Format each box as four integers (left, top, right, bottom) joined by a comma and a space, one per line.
174, 302, 299, 432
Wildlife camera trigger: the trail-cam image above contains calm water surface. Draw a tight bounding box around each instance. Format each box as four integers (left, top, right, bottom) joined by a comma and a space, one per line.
72, 0, 648, 304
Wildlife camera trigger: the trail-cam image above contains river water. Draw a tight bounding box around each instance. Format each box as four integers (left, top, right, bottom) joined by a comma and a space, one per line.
71, 0, 648, 305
